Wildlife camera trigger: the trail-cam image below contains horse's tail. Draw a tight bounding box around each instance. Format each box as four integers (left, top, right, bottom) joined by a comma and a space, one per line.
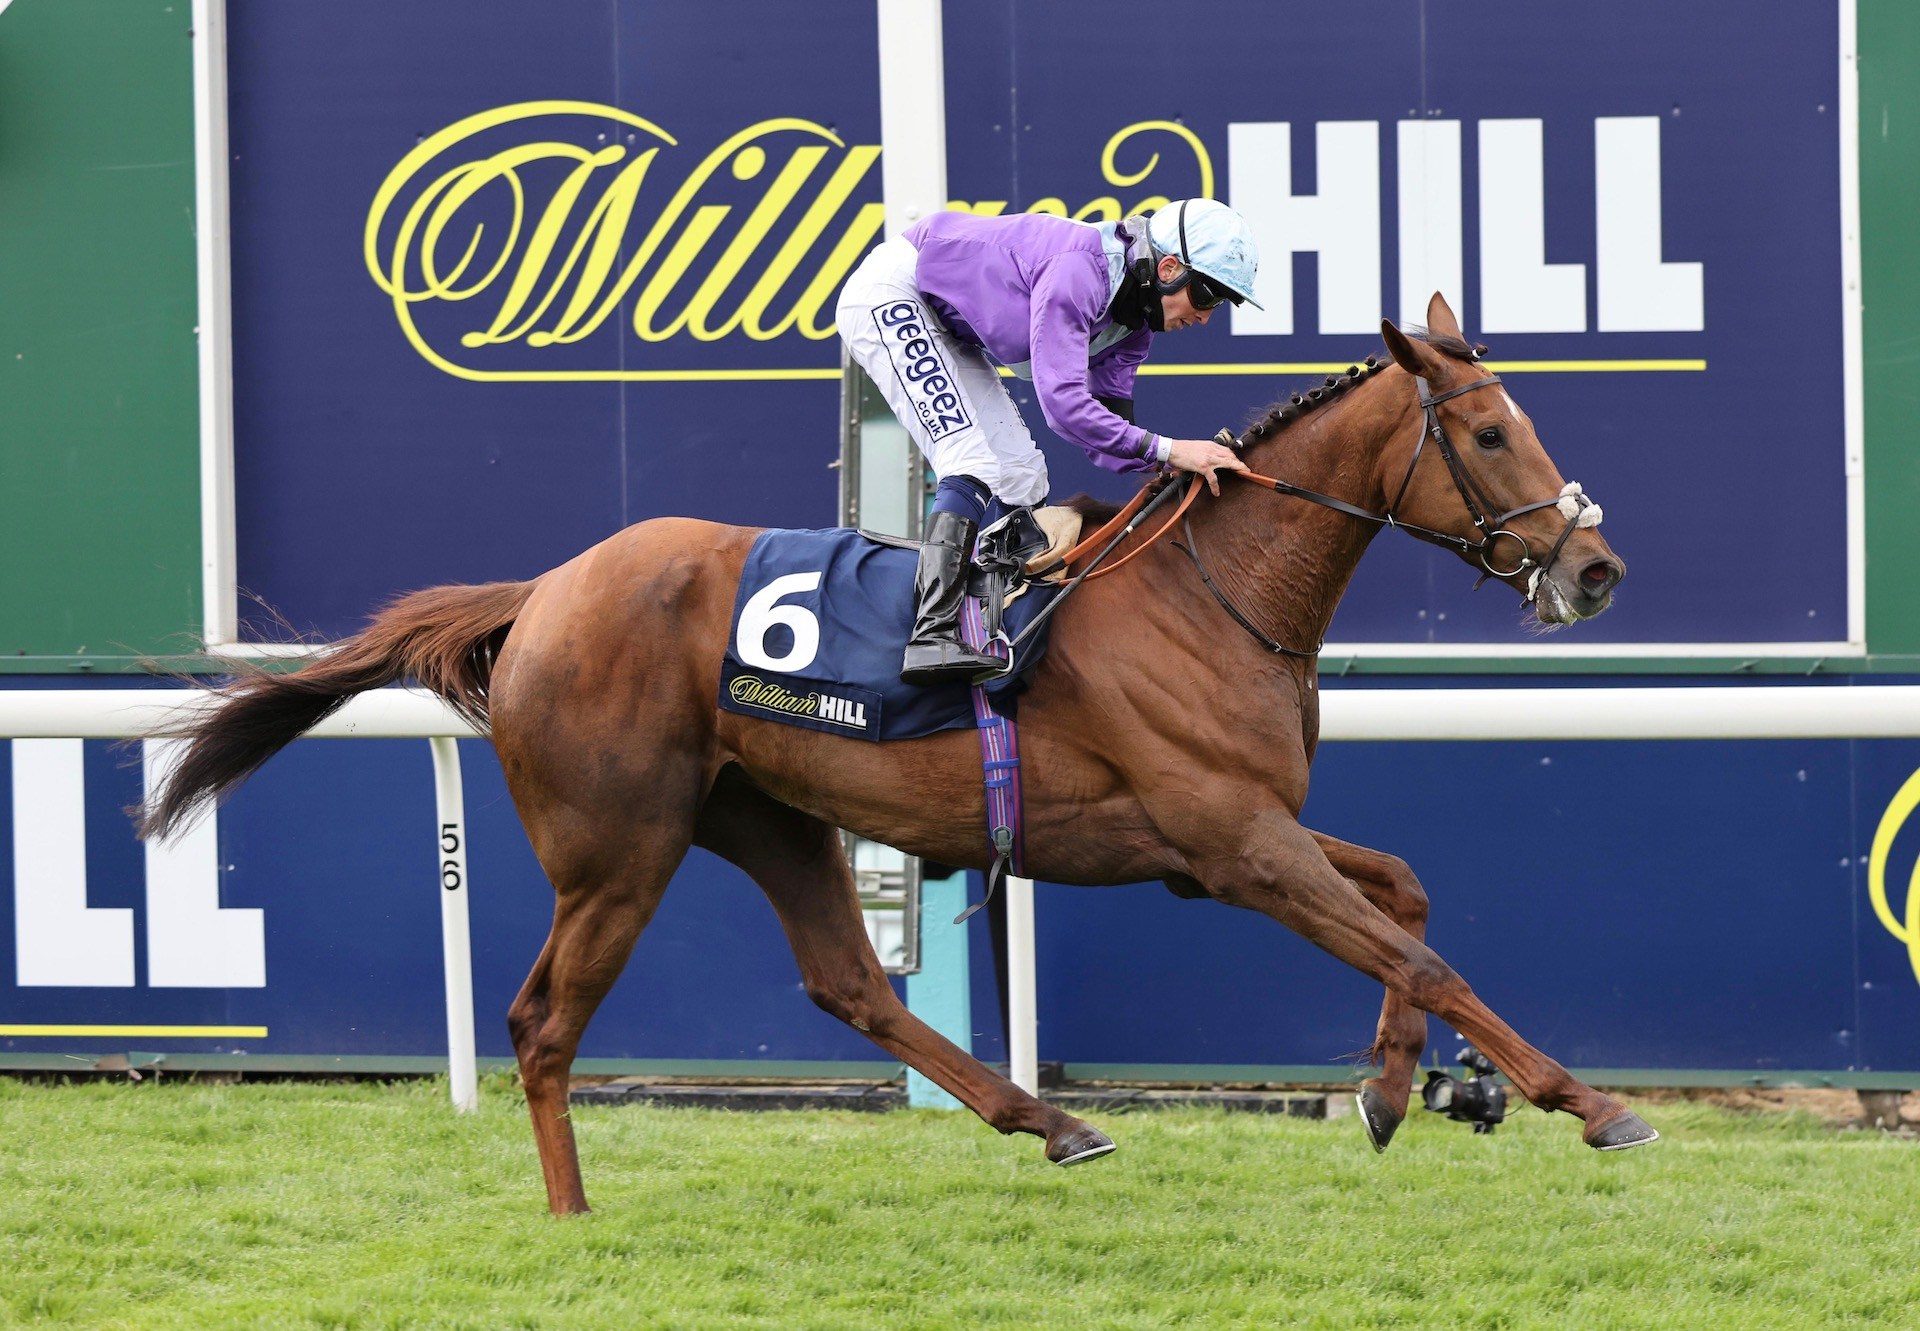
137, 579, 538, 841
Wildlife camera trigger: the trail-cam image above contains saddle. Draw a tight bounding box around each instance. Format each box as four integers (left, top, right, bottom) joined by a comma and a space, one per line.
968, 506, 1070, 632
862, 505, 1080, 599
718, 511, 1079, 920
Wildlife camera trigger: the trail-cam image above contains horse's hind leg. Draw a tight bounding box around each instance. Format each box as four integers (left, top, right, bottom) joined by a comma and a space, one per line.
507, 825, 691, 1216
695, 768, 1112, 1166
1311, 833, 1429, 1151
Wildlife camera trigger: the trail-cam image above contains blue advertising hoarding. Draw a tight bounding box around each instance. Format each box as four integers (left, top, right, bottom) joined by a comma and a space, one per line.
225, 0, 1851, 650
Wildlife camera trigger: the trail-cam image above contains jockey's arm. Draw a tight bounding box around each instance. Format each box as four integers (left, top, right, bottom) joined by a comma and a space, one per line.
1036, 259, 1244, 487
1027, 256, 1164, 473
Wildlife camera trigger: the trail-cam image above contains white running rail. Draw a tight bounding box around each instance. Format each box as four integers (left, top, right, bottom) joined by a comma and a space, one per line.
12, 685, 1920, 1106
0, 688, 483, 1112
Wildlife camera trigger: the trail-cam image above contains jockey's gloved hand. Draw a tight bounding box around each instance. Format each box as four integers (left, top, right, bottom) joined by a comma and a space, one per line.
1167, 436, 1250, 496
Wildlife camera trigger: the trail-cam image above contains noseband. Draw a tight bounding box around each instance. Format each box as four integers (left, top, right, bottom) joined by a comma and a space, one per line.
1174, 372, 1605, 659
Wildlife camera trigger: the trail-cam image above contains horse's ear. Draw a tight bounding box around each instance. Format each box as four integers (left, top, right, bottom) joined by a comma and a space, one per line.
1380, 319, 1438, 377
1424, 290, 1465, 342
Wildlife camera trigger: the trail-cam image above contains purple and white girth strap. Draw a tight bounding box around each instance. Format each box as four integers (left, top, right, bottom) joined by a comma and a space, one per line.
952, 593, 1024, 924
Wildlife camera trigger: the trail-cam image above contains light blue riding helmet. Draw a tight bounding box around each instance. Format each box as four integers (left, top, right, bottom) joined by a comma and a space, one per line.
1147, 198, 1264, 309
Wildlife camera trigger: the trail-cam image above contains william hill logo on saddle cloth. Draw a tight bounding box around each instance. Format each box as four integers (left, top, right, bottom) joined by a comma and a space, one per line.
724, 669, 878, 737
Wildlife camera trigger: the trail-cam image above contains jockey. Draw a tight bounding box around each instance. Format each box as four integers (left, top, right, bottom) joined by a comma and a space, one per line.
837, 198, 1260, 685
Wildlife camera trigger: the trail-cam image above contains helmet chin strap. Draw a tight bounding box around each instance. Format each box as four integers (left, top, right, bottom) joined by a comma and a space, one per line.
1111, 215, 1168, 332
1116, 205, 1208, 334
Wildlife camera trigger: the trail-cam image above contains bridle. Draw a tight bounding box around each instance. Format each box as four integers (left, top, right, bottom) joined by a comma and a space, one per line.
1175, 371, 1605, 659
1387, 375, 1600, 589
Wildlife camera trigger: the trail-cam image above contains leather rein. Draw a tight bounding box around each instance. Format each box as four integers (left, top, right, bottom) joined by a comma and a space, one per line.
1036, 372, 1602, 661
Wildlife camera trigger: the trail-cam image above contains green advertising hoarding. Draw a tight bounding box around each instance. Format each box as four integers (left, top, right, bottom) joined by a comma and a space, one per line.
0, 1, 201, 667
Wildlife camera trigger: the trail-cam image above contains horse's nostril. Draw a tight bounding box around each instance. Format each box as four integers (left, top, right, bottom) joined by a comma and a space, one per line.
1579, 559, 1621, 595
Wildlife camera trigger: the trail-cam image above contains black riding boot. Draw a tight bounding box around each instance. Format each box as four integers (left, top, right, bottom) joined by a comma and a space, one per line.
901, 510, 1003, 686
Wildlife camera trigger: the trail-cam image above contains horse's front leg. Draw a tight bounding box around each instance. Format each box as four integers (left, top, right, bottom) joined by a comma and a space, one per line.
1309, 832, 1428, 1151
1190, 810, 1656, 1150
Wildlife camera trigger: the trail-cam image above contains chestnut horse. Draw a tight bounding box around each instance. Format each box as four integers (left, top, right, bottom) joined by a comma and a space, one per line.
141, 294, 1655, 1216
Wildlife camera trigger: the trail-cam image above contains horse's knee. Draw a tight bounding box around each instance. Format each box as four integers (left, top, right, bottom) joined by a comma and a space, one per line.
1395, 947, 1462, 1013
803, 973, 888, 1036
803, 978, 850, 1022
1357, 852, 1428, 925
513, 1036, 572, 1092
507, 995, 546, 1056
507, 997, 579, 1086
1383, 859, 1429, 926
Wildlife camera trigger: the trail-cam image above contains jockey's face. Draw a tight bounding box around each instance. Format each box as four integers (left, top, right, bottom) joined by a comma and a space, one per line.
1156, 255, 1215, 332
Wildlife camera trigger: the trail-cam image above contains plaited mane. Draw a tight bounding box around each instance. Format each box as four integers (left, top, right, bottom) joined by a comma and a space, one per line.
1241, 328, 1488, 446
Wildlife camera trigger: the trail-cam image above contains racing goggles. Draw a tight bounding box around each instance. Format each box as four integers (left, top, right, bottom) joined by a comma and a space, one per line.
1185, 270, 1242, 311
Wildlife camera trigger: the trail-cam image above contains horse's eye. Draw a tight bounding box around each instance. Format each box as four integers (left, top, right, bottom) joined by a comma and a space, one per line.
1475, 427, 1505, 450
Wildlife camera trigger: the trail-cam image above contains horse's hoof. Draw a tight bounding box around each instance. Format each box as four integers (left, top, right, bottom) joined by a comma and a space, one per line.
1048, 1123, 1117, 1166
1585, 1109, 1660, 1151
1356, 1082, 1403, 1153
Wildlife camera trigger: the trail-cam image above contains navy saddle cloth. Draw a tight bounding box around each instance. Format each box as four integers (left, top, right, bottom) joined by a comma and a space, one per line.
717, 527, 1059, 741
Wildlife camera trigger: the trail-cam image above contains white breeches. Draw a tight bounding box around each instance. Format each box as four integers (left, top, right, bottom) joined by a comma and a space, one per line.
836, 236, 1049, 507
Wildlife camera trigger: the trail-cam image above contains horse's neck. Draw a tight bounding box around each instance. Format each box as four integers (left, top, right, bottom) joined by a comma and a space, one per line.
1186, 373, 1413, 655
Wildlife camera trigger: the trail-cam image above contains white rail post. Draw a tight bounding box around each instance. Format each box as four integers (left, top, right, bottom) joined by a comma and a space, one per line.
1006, 875, 1039, 1095
875, 0, 947, 240
190, 0, 239, 647
875, 0, 970, 1102
428, 737, 478, 1113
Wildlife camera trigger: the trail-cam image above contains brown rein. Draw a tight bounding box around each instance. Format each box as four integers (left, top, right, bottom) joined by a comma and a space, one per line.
1046, 431, 1266, 583
1035, 370, 1595, 662
1003, 436, 1327, 657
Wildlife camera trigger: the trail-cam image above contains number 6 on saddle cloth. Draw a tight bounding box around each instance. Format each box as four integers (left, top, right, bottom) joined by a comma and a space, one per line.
717, 512, 1062, 917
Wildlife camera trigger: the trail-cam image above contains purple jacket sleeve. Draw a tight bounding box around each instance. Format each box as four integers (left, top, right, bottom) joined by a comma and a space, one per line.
1088, 323, 1153, 401
1027, 256, 1158, 473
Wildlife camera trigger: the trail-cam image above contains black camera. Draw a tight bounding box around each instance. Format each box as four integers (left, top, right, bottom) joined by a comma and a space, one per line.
1421, 1046, 1509, 1134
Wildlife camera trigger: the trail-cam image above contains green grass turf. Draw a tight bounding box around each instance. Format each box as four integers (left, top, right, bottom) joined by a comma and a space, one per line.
2, 1077, 1918, 1329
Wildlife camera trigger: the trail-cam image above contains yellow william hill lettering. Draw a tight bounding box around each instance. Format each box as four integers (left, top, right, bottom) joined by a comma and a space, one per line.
1870, 768, 1920, 988
728, 675, 818, 718
728, 676, 870, 731
364, 101, 1212, 381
